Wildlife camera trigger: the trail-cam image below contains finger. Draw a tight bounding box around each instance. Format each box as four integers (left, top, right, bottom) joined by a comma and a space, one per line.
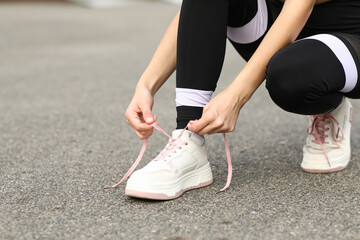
188, 117, 211, 135
197, 123, 223, 136
135, 131, 149, 140
127, 113, 154, 132
137, 128, 154, 136
134, 126, 154, 139
204, 123, 236, 135
141, 105, 155, 124
128, 115, 153, 129
206, 125, 226, 135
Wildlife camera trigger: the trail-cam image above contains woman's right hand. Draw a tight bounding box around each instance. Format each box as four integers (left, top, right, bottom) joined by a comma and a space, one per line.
125, 87, 156, 139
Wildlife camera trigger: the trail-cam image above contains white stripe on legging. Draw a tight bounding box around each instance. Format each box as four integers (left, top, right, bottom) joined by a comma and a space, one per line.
176, 88, 213, 107
227, 0, 268, 44
306, 34, 358, 93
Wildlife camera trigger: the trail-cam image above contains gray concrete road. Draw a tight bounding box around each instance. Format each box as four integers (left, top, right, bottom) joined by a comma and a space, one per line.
0, 1, 359, 239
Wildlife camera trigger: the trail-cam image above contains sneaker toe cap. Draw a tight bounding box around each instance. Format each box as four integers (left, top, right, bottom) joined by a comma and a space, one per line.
126, 169, 176, 188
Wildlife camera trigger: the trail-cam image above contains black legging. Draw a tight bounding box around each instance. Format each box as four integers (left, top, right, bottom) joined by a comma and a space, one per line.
267, 33, 360, 115
176, 0, 360, 129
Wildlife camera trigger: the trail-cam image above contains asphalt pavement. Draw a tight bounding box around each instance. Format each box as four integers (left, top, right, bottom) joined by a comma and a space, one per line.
0, 1, 359, 239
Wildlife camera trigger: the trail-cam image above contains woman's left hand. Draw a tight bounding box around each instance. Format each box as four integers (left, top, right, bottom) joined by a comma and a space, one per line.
188, 88, 248, 135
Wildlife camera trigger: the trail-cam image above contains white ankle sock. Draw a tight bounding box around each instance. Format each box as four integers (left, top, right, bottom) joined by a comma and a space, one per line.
189, 131, 205, 147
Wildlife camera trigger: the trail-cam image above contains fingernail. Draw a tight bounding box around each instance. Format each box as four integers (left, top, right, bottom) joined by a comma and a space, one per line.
146, 117, 153, 122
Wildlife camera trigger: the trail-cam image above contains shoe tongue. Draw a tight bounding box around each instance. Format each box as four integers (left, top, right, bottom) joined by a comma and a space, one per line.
171, 129, 189, 139
171, 130, 204, 146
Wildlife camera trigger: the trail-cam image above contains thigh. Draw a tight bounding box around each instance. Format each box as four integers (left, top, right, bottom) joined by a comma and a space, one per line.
330, 33, 360, 98
303, 33, 360, 99
266, 36, 344, 112
227, 0, 279, 61
266, 33, 360, 114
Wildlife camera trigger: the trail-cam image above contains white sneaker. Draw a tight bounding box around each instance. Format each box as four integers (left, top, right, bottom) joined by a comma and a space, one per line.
301, 97, 353, 173
125, 129, 213, 200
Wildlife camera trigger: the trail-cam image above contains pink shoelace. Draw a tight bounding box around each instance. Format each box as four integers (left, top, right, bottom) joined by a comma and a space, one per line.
307, 114, 344, 167
104, 123, 233, 192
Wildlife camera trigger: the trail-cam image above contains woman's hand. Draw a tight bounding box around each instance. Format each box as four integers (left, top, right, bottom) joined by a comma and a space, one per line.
124, 12, 180, 140
125, 86, 156, 139
188, 87, 249, 136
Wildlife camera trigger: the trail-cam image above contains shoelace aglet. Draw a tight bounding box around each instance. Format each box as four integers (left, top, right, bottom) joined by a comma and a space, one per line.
103, 182, 125, 189
216, 133, 233, 194
103, 174, 130, 189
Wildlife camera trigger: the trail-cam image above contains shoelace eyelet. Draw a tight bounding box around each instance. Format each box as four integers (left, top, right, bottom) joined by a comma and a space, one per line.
307, 114, 345, 168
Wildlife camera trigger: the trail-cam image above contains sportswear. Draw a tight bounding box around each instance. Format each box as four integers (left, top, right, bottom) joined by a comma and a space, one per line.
176, 0, 360, 128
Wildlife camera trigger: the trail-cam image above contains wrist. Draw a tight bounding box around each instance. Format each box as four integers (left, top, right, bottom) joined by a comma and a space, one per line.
230, 68, 265, 104
226, 83, 253, 106
137, 70, 169, 96
136, 77, 158, 96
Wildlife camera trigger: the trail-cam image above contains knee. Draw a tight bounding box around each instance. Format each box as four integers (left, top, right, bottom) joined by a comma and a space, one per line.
265, 48, 313, 111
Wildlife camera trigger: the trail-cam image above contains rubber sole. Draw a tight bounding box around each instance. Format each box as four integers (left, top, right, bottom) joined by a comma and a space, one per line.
301, 142, 351, 174
125, 163, 213, 200
301, 162, 349, 173
125, 179, 213, 200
